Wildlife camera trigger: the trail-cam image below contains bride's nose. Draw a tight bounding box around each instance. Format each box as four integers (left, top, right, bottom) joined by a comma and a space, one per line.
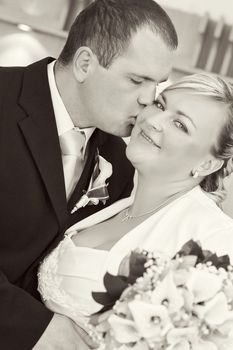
146, 109, 168, 131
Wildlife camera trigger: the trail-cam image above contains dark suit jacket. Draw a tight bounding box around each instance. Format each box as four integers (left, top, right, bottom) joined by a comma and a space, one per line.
0, 57, 134, 350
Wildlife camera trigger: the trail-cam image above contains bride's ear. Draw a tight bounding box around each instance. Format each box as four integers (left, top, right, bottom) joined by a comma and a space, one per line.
193, 157, 224, 177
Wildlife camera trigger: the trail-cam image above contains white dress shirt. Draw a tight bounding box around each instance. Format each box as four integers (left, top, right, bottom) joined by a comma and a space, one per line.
47, 61, 95, 198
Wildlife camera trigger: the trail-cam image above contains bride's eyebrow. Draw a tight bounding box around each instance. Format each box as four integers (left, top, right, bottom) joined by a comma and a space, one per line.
159, 93, 196, 128
176, 110, 197, 129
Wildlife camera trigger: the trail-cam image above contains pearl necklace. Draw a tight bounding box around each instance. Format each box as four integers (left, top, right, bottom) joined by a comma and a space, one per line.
121, 190, 187, 222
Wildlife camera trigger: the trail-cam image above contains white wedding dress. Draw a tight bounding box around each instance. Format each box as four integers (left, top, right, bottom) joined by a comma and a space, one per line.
38, 186, 233, 329
38, 239, 111, 328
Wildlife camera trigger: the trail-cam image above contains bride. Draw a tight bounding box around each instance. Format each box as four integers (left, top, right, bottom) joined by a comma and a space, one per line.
38, 73, 233, 347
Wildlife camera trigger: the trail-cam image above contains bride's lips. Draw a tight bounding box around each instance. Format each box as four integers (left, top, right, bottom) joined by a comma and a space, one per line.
139, 129, 161, 149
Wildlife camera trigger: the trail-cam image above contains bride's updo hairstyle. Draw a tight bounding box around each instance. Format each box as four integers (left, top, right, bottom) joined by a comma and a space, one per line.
164, 73, 233, 204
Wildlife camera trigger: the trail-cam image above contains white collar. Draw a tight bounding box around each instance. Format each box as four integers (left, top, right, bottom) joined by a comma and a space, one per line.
47, 60, 95, 155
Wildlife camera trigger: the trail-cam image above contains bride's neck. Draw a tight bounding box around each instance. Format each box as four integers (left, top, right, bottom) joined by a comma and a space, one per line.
130, 174, 194, 216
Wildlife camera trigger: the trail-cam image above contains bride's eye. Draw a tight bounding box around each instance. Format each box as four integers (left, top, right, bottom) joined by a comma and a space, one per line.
173, 119, 188, 133
154, 100, 165, 111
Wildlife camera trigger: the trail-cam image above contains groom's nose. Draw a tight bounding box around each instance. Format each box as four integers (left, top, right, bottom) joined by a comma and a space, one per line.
137, 84, 157, 107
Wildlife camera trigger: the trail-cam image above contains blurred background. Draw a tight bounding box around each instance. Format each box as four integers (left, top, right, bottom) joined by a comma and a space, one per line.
0, 0, 233, 215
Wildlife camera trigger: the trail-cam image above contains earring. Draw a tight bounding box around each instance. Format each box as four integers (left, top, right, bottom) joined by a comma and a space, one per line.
192, 170, 199, 179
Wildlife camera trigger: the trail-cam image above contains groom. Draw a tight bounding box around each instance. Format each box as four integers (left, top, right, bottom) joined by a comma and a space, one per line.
0, 0, 177, 349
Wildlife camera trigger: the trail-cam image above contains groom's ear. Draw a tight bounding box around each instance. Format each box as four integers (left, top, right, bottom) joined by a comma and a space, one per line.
72, 47, 98, 83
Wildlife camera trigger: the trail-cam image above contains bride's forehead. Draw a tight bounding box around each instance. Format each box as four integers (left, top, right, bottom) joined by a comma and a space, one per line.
161, 89, 207, 103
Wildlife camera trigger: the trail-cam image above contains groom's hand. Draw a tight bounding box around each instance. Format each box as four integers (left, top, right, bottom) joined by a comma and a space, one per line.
32, 313, 98, 349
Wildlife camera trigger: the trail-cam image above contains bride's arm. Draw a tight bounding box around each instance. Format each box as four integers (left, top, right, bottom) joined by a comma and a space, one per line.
74, 323, 99, 349
33, 313, 98, 349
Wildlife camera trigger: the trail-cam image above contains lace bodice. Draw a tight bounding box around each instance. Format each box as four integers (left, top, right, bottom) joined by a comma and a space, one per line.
38, 235, 111, 327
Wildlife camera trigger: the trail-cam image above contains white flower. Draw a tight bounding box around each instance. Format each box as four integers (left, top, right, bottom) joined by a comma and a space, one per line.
167, 329, 218, 350
166, 340, 190, 350
166, 327, 198, 348
151, 271, 184, 314
180, 288, 194, 313
166, 340, 191, 350
173, 268, 189, 287
92, 155, 112, 187
192, 339, 218, 350
217, 315, 233, 336
128, 300, 172, 341
118, 343, 149, 350
107, 314, 140, 343
219, 337, 233, 350
194, 292, 231, 325
71, 154, 112, 213
118, 341, 149, 350
166, 339, 218, 350
223, 282, 233, 301
207, 333, 233, 349
186, 267, 223, 303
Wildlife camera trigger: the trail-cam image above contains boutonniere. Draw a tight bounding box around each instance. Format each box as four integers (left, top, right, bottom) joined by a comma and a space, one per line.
71, 150, 113, 214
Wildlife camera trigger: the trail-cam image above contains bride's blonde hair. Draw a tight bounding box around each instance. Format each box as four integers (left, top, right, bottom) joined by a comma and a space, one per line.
165, 73, 233, 205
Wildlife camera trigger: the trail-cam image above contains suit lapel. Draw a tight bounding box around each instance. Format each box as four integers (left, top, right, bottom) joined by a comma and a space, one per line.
18, 57, 67, 228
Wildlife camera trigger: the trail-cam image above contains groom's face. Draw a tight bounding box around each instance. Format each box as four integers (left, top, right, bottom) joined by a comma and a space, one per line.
81, 27, 174, 137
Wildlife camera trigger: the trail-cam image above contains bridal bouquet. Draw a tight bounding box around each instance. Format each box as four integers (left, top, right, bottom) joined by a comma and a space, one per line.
89, 240, 233, 350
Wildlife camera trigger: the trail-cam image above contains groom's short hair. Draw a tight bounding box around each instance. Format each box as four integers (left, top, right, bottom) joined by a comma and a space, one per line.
58, 0, 178, 68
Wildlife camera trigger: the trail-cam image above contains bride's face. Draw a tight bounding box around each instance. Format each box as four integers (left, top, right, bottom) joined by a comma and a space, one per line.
126, 88, 228, 179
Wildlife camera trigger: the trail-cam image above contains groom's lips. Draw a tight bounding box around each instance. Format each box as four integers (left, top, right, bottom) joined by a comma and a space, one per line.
129, 116, 137, 126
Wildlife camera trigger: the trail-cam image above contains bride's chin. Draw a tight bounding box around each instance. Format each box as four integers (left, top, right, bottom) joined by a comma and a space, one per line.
125, 144, 141, 169
125, 143, 133, 162
125, 140, 135, 158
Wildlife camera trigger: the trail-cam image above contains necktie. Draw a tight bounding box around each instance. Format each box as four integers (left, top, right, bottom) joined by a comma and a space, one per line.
59, 128, 86, 199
